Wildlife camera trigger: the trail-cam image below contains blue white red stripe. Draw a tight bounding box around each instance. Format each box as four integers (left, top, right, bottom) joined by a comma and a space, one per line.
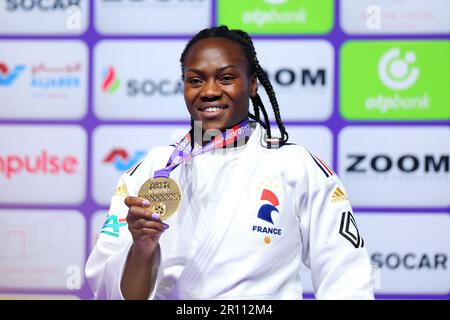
310, 153, 334, 177
127, 160, 142, 176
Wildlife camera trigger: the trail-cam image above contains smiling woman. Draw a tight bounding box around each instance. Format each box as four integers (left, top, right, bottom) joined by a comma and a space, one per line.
85, 26, 375, 300
179, 26, 289, 143
182, 37, 256, 131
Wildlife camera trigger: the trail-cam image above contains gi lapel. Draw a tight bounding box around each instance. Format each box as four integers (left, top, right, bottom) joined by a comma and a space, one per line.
173, 124, 265, 297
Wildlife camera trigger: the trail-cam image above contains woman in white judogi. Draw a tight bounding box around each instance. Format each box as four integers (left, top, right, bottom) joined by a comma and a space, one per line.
85, 26, 374, 300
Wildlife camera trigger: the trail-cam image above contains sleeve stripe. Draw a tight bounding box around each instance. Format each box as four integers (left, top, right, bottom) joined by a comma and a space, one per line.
314, 155, 334, 176
309, 152, 330, 178
127, 161, 142, 176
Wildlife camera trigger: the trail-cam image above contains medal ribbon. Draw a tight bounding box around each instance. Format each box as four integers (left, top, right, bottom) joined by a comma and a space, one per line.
153, 120, 252, 178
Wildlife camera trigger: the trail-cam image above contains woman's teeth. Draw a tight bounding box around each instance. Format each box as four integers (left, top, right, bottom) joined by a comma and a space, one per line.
202, 106, 227, 113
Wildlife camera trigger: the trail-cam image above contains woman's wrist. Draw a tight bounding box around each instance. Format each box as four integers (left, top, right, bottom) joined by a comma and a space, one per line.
129, 243, 156, 264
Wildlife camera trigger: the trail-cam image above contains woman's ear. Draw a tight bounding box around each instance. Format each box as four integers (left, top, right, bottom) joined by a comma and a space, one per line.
249, 75, 257, 98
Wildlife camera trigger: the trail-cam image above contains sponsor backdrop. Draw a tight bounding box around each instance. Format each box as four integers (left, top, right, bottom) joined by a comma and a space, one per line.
0, 0, 448, 299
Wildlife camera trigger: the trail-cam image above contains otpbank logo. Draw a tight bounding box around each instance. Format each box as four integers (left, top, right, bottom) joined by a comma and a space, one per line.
0, 63, 26, 86
218, 0, 333, 34
102, 66, 120, 94
103, 148, 146, 172
341, 41, 450, 120
252, 189, 282, 244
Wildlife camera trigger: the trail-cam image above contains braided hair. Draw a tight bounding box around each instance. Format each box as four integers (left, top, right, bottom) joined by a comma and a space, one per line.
180, 25, 289, 145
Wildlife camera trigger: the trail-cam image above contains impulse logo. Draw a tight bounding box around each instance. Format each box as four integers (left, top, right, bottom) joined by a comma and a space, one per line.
0, 150, 78, 180
0, 63, 26, 86
103, 148, 146, 171
102, 66, 120, 94
252, 189, 282, 244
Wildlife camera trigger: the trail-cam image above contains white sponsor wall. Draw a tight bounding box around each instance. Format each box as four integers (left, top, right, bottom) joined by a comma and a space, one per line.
341, 0, 450, 34
95, 0, 211, 34
0, 125, 87, 205
94, 41, 189, 120
0, 41, 88, 119
254, 40, 334, 121
90, 210, 107, 252
357, 213, 450, 294
0, 210, 85, 289
300, 212, 450, 295
283, 125, 333, 166
338, 126, 450, 207
92, 125, 189, 205
0, 0, 89, 34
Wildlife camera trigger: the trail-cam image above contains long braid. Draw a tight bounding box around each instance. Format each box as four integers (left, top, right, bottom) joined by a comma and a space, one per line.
251, 94, 271, 139
180, 25, 289, 145
256, 65, 289, 143
252, 104, 260, 123
234, 29, 289, 144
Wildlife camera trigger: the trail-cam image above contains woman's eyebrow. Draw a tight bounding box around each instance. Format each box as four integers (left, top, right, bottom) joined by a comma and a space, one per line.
186, 65, 238, 75
217, 65, 238, 72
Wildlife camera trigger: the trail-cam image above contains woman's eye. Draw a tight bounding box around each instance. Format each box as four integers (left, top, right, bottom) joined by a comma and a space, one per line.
220, 75, 234, 83
188, 78, 202, 86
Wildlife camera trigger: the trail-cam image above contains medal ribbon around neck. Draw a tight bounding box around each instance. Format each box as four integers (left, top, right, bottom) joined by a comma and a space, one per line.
138, 120, 253, 220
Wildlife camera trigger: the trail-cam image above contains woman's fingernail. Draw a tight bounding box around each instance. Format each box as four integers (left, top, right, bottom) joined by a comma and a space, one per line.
151, 213, 161, 220
162, 223, 170, 230
142, 200, 150, 207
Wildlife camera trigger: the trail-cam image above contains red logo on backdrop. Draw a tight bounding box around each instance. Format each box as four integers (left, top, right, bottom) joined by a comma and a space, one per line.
0, 150, 79, 179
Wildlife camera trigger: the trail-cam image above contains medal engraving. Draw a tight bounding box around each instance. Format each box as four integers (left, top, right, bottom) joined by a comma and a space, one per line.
138, 177, 182, 220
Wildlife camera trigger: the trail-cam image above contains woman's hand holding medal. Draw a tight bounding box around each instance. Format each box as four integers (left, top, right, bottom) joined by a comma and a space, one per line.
124, 196, 169, 258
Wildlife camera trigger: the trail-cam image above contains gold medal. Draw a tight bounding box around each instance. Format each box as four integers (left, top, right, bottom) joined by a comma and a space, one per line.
138, 177, 182, 221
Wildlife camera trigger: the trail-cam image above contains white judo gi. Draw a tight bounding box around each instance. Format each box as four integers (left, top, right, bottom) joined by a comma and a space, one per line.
85, 122, 374, 300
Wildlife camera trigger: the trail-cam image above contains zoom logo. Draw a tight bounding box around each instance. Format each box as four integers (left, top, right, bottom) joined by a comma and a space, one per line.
346, 154, 449, 174
266, 68, 326, 88
378, 48, 419, 91
338, 127, 450, 207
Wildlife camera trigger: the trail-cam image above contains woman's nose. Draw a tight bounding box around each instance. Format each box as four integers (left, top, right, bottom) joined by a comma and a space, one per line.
200, 80, 221, 100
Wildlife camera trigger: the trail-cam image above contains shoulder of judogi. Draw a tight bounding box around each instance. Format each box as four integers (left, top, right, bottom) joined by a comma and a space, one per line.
286, 143, 337, 188
265, 143, 338, 190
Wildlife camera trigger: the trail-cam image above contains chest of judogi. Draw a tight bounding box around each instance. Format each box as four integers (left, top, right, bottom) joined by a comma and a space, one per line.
158, 148, 304, 274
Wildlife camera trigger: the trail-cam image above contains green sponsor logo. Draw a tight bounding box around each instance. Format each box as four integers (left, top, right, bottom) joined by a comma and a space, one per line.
341, 41, 450, 120
217, 0, 333, 34
100, 214, 127, 238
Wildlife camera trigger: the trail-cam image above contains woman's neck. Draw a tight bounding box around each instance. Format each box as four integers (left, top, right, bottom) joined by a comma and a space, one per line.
192, 118, 251, 147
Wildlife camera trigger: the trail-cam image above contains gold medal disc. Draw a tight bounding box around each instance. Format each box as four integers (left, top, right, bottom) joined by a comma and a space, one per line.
138, 177, 182, 221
